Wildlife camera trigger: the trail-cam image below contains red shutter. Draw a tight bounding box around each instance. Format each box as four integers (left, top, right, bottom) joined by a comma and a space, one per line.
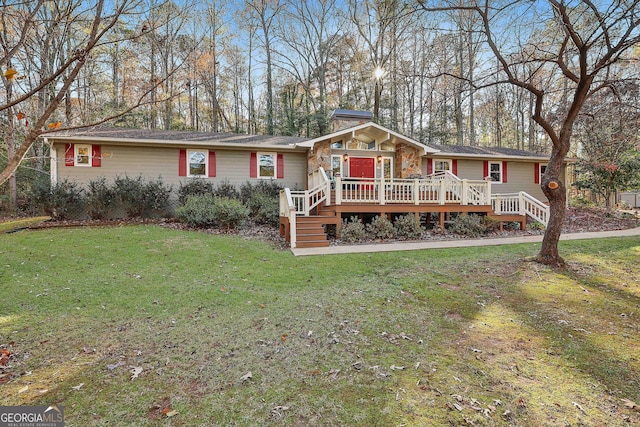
178, 149, 187, 176
427, 158, 433, 175
208, 151, 216, 177
483, 161, 488, 179
534, 162, 540, 184
276, 153, 284, 179
502, 161, 508, 183
250, 152, 257, 178
91, 145, 101, 167
452, 159, 458, 176
65, 143, 75, 166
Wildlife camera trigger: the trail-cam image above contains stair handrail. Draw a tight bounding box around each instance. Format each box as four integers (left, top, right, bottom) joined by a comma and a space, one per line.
280, 188, 298, 248
519, 191, 549, 226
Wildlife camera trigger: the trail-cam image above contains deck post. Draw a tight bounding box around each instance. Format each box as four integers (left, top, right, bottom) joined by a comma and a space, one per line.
462, 180, 468, 205
495, 195, 501, 214
414, 179, 420, 205
439, 179, 446, 205
485, 180, 492, 205
380, 176, 386, 205
335, 177, 342, 205
304, 190, 310, 216
518, 191, 526, 215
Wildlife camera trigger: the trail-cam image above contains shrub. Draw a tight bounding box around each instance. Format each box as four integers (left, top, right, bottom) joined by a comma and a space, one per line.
450, 213, 488, 238
340, 216, 366, 243
114, 175, 171, 218
176, 194, 218, 227
140, 177, 172, 217
394, 214, 425, 240
178, 179, 214, 205
484, 215, 502, 232
213, 197, 249, 229
176, 195, 248, 229
213, 180, 240, 199
86, 177, 116, 220
247, 192, 279, 226
239, 180, 283, 203
31, 179, 85, 220
366, 215, 395, 240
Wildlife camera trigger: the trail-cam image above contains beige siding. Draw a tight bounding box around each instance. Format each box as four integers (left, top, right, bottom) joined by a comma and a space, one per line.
54, 144, 307, 192
424, 157, 553, 201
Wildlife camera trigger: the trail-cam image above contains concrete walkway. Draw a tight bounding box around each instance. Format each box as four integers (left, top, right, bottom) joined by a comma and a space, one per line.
291, 227, 640, 256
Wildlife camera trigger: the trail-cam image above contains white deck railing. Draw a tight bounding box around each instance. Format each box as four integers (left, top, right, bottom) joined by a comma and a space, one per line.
335, 177, 491, 206
491, 191, 549, 226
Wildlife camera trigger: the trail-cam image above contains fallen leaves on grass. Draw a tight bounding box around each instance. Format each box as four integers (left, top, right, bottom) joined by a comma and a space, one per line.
240, 371, 252, 383
130, 366, 143, 380
622, 399, 639, 411
71, 383, 84, 391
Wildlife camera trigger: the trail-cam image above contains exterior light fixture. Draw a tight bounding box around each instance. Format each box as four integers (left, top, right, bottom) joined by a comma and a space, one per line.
343, 153, 349, 162
377, 155, 382, 163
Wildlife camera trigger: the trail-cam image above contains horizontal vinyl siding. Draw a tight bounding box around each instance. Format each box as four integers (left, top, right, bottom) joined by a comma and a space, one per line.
428, 157, 549, 201
54, 144, 307, 192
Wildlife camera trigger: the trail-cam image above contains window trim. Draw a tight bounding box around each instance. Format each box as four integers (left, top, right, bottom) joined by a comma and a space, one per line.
381, 156, 393, 179
434, 159, 452, 173
488, 161, 503, 183
74, 144, 92, 167
257, 152, 276, 179
187, 149, 208, 177
331, 154, 343, 178
539, 164, 547, 183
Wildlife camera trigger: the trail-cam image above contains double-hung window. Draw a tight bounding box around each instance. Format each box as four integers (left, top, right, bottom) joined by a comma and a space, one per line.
75, 144, 91, 166
258, 153, 276, 178
188, 150, 207, 176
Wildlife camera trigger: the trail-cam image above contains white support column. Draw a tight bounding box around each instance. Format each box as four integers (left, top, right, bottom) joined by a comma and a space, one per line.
335, 177, 342, 205
379, 176, 386, 205
439, 179, 446, 205
495, 195, 502, 214
461, 180, 468, 205
414, 179, 420, 205
304, 190, 310, 216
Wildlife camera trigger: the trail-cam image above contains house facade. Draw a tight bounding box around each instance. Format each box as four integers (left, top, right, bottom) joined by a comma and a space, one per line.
46, 112, 567, 247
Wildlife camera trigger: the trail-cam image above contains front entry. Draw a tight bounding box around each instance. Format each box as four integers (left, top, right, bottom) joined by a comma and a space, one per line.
349, 157, 375, 178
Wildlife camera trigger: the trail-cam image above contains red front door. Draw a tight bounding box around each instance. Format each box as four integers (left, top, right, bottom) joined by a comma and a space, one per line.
349, 157, 375, 178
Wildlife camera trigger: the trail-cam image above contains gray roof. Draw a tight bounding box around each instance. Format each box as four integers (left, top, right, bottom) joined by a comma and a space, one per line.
431, 144, 549, 159
49, 127, 308, 147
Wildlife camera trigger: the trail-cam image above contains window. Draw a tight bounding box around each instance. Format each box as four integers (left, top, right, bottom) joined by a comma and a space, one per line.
331, 155, 343, 177
488, 162, 502, 182
188, 150, 207, 176
382, 157, 393, 179
65, 143, 100, 167
434, 160, 451, 173
258, 153, 275, 178
331, 140, 343, 149
380, 142, 394, 151
75, 144, 91, 166
540, 164, 547, 182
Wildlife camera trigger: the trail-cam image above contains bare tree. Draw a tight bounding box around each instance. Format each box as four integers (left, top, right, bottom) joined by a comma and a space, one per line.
419, 0, 640, 266
0, 0, 186, 189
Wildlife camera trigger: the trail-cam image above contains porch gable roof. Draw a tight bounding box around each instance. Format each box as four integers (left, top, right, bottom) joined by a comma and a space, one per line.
295, 122, 438, 155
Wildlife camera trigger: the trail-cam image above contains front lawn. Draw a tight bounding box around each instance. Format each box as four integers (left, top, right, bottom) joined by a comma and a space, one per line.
1, 226, 639, 426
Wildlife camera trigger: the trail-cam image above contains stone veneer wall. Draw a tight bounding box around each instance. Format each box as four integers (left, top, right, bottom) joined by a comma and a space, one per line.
308, 140, 331, 173
395, 143, 421, 178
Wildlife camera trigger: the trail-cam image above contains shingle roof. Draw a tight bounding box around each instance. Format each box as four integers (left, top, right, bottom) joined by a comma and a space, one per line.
430, 144, 549, 159
49, 127, 308, 147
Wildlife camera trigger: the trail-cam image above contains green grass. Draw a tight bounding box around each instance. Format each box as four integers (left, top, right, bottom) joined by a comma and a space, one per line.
0, 216, 50, 233
1, 225, 639, 426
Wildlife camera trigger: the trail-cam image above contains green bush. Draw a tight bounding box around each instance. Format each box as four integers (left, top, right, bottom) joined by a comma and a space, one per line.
86, 177, 116, 220
31, 179, 85, 220
340, 216, 366, 243
178, 179, 214, 205
213, 180, 240, 199
247, 192, 279, 226
176, 195, 248, 229
239, 180, 283, 203
393, 214, 425, 240
366, 215, 395, 240
114, 175, 171, 218
450, 214, 487, 238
